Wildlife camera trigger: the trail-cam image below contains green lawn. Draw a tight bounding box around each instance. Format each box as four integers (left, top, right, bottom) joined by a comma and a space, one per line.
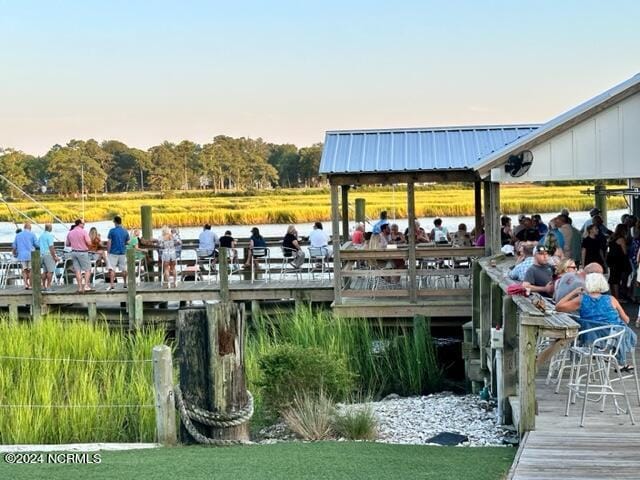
0, 442, 515, 480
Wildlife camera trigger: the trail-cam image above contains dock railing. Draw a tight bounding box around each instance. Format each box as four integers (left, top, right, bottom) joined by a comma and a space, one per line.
467, 255, 579, 436
337, 243, 483, 301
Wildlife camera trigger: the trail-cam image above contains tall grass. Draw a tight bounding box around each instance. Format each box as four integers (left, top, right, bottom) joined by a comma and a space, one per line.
0, 184, 624, 227
245, 308, 442, 417
0, 317, 165, 444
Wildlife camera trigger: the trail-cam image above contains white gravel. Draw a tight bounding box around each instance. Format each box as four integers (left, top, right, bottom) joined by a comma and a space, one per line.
336, 392, 512, 447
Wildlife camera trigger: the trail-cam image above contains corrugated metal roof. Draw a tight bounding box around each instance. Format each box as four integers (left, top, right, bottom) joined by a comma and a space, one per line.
319, 125, 540, 175
473, 72, 640, 177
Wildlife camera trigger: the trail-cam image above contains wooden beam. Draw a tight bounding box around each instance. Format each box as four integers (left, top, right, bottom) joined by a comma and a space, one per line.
519, 320, 538, 435
502, 295, 518, 425
407, 182, 417, 303
479, 270, 491, 370
152, 345, 177, 446
330, 184, 343, 305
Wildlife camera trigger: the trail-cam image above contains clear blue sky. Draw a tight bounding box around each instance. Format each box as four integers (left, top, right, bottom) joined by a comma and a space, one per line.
1, 0, 638, 155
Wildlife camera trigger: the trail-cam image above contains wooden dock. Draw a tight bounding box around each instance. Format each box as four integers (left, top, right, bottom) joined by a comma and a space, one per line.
509, 343, 640, 480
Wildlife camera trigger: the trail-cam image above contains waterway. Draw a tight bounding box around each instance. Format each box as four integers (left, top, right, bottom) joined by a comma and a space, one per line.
0, 209, 629, 243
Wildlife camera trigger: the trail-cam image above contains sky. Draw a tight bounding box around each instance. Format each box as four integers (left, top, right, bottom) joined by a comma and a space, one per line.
0, 0, 638, 156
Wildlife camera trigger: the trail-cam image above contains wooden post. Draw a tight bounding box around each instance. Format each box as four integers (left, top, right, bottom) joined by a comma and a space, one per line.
479, 270, 491, 370
176, 309, 213, 443
483, 181, 493, 256
31, 249, 42, 323
355, 198, 366, 224
330, 183, 343, 305
489, 182, 501, 256
631, 179, 640, 218
141, 205, 153, 240
490, 282, 503, 413
134, 294, 144, 329
502, 295, 518, 425
8, 303, 18, 321
219, 247, 229, 303
88, 302, 97, 324
250, 300, 260, 320
474, 180, 482, 241
471, 261, 481, 346
594, 183, 607, 226
341, 185, 350, 243
152, 345, 177, 446
127, 248, 138, 330
206, 302, 250, 442
519, 319, 538, 435
407, 181, 417, 303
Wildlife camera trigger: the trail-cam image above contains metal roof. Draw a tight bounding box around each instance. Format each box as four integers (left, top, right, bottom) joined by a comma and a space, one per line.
319, 124, 540, 175
473, 72, 640, 177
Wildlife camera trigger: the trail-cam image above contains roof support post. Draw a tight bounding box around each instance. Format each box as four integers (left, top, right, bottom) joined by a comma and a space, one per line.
631, 179, 640, 219
407, 181, 417, 303
330, 184, 343, 305
594, 183, 608, 227
474, 180, 482, 241
341, 185, 350, 243
483, 180, 501, 256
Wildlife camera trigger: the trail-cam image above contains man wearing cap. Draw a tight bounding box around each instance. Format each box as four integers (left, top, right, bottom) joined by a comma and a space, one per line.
581, 208, 601, 234
523, 245, 554, 297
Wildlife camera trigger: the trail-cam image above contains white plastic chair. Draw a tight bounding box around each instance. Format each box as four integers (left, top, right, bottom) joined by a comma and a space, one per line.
250, 247, 270, 284
180, 249, 202, 284
308, 246, 331, 280
565, 324, 635, 426
280, 247, 303, 280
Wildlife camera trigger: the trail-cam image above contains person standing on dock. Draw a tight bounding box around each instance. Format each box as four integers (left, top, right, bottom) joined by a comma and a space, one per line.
38, 223, 59, 291
106, 215, 130, 290
12, 221, 38, 289
65, 219, 93, 293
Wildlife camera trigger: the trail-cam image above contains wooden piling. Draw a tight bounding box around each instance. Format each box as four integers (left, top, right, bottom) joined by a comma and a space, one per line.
88, 302, 97, 324
219, 247, 229, 303
479, 270, 491, 370
502, 295, 518, 425
341, 185, 350, 243
519, 319, 538, 435
355, 198, 366, 224
176, 309, 212, 443
594, 183, 607, 226
206, 302, 250, 442
152, 345, 177, 446
141, 205, 153, 240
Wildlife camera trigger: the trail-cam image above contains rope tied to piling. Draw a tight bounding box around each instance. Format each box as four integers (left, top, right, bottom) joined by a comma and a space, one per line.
173, 384, 253, 445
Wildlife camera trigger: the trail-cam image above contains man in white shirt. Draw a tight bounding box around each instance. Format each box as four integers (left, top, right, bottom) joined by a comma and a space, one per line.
198, 224, 219, 257
308, 222, 332, 258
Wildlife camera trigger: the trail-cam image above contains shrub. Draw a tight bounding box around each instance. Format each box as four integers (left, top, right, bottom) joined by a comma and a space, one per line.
257, 343, 354, 416
333, 404, 378, 441
282, 390, 335, 441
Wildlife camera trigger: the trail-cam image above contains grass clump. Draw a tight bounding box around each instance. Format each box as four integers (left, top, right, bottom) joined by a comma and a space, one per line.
333, 404, 378, 441
282, 390, 335, 441
0, 317, 165, 444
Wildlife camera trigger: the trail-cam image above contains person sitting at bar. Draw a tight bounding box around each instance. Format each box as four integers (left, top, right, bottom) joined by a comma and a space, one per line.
509, 243, 535, 281
198, 224, 219, 257
515, 217, 541, 243
389, 223, 405, 245
430, 218, 450, 244
553, 262, 603, 306
219, 230, 239, 265
282, 225, 305, 269
556, 272, 636, 370
522, 245, 554, 297
351, 222, 366, 246
308, 222, 332, 259
451, 223, 472, 247
404, 220, 429, 244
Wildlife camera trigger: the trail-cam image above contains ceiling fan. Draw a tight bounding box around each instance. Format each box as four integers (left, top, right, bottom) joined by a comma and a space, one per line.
504, 150, 533, 177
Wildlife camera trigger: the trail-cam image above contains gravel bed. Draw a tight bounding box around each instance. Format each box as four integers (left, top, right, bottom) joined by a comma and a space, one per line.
336, 392, 513, 447
259, 392, 516, 447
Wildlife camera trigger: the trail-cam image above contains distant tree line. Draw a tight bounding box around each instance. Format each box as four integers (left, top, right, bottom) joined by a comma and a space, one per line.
0, 137, 324, 195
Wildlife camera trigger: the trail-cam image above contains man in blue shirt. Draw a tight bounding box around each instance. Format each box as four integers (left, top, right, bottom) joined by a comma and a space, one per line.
38, 223, 59, 291
198, 224, 219, 257
12, 222, 38, 289
106, 216, 130, 290
372, 211, 389, 234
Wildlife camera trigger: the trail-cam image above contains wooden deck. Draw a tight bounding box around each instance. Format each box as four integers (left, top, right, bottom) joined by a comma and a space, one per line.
510, 339, 640, 479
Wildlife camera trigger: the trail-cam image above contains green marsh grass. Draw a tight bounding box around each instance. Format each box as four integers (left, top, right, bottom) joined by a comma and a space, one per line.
0, 318, 165, 444
246, 308, 442, 421
0, 184, 624, 227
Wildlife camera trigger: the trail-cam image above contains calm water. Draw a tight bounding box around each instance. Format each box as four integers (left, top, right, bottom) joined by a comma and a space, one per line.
0, 209, 629, 243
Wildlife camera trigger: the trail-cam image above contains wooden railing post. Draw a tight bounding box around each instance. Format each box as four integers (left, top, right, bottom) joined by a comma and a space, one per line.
153, 345, 177, 446
127, 248, 138, 330
519, 317, 538, 435
219, 247, 229, 303
31, 249, 42, 323
471, 260, 481, 347
330, 184, 343, 305
502, 296, 518, 425
479, 270, 491, 370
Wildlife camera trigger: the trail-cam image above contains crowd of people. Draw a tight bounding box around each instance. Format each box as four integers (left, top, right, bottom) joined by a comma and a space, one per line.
501, 208, 640, 370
